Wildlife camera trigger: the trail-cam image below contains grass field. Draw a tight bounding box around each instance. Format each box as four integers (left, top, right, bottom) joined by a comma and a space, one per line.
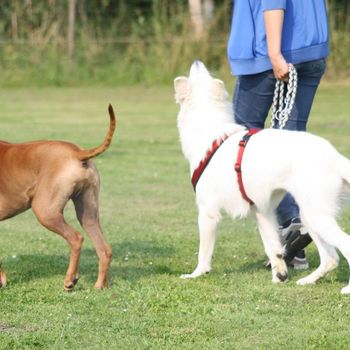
1, 83, 350, 349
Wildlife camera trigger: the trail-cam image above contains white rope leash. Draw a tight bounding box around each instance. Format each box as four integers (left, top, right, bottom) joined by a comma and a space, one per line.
270, 64, 298, 129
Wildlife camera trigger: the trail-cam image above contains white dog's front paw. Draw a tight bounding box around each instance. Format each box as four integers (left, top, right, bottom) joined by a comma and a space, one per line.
341, 285, 350, 295
180, 273, 198, 279
180, 267, 210, 279
272, 273, 288, 284
296, 276, 316, 286
271, 258, 288, 283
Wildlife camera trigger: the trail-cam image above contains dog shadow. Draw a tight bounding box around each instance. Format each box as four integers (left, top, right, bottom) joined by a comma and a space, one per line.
0, 240, 177, 287
1, 253, 70, 286
223, 252, 350, 285
4, 244, 349, 288
82, 239, 178, 283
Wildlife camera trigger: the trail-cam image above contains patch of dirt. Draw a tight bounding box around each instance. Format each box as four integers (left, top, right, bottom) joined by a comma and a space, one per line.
0, 324, 36, 333
0, 324, 13, 332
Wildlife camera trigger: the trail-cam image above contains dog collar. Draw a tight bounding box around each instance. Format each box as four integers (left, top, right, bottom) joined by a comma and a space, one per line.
191, 134, 230, 191
234, 128, 261, 205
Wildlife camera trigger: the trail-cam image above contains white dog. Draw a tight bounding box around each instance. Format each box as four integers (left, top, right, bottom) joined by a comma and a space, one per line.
174, 60, 350, 294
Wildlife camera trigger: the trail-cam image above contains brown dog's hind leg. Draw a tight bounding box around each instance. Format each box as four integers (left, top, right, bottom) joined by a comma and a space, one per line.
73, 187, 112, 289
32, 204, 84, 291
0, 261, 7, 288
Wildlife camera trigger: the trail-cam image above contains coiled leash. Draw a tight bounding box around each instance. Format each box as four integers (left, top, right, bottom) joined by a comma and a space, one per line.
270, 64, 298, 129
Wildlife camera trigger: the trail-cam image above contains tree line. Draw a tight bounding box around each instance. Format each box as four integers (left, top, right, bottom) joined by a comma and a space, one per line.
2, 1, 349, 42
0, 0, 349, 86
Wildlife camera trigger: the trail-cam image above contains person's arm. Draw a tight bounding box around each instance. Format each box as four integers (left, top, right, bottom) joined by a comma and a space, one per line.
263, 9, 289, 80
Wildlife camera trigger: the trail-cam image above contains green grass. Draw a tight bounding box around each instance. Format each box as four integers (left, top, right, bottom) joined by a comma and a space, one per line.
0, 83, 350, 349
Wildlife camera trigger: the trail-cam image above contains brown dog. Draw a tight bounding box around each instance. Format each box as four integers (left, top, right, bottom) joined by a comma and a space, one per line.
0, 105, 116, 291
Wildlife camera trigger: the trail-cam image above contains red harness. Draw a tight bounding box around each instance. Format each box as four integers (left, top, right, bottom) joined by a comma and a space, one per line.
234, 128, 261, 205
191, 128, 261, 205
191, 134, 230, 191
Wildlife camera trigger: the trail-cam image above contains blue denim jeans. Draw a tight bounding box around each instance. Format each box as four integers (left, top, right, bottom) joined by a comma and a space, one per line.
233, 58, 326, 224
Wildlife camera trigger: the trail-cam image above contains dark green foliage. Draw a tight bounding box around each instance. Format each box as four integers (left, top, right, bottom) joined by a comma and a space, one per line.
0, 1, 348, 86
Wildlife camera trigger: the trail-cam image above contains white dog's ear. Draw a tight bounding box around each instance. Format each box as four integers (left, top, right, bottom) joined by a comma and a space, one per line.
174, 77, 190, 104
211, 79, 228, 101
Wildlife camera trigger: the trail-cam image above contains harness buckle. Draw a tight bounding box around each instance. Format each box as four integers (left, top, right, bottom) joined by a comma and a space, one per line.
234, 163, 241, 172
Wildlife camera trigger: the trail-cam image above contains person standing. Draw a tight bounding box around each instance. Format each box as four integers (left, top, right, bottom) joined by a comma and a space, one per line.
227, 0, 329, 268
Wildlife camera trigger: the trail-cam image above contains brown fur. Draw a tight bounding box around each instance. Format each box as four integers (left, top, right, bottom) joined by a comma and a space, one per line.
0, 104, 116, 291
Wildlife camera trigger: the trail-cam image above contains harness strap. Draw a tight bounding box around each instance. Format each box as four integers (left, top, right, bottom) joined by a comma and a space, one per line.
234, 128, 261, 205
191, 134, 230, 191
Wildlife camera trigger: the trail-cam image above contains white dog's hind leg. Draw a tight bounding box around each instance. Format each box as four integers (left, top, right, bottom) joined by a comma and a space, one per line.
181, 211, 219, 279
296, 232, 339, 286
255, 211, 288, 283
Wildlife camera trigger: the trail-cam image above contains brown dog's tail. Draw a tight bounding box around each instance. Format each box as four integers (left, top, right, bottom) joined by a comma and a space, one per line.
77, 104, 116, 161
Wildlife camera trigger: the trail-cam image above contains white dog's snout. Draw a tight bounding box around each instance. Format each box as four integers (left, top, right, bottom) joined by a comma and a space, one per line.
189, 60, 210, 80
193, 60, 204, 68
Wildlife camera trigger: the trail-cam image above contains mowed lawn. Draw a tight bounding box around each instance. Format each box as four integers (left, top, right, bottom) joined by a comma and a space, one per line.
1, 84, 350, 349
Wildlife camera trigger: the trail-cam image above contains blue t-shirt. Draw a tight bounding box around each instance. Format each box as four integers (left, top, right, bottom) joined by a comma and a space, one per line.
227, 0, 329, 76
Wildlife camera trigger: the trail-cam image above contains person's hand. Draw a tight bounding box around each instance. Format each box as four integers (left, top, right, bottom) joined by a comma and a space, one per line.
269, 53, 289, 81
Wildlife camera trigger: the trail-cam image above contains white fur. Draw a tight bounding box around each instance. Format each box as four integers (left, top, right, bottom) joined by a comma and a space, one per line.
175, 60, 350, 294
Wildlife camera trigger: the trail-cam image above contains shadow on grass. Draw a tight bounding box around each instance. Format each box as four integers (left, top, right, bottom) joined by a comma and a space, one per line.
83, 239, 177, 283
222, 259, 266, 276
1, 254, 68, 286
1, 239, 177, 286
5, 242, 348, 288
221, 251, 350, 285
